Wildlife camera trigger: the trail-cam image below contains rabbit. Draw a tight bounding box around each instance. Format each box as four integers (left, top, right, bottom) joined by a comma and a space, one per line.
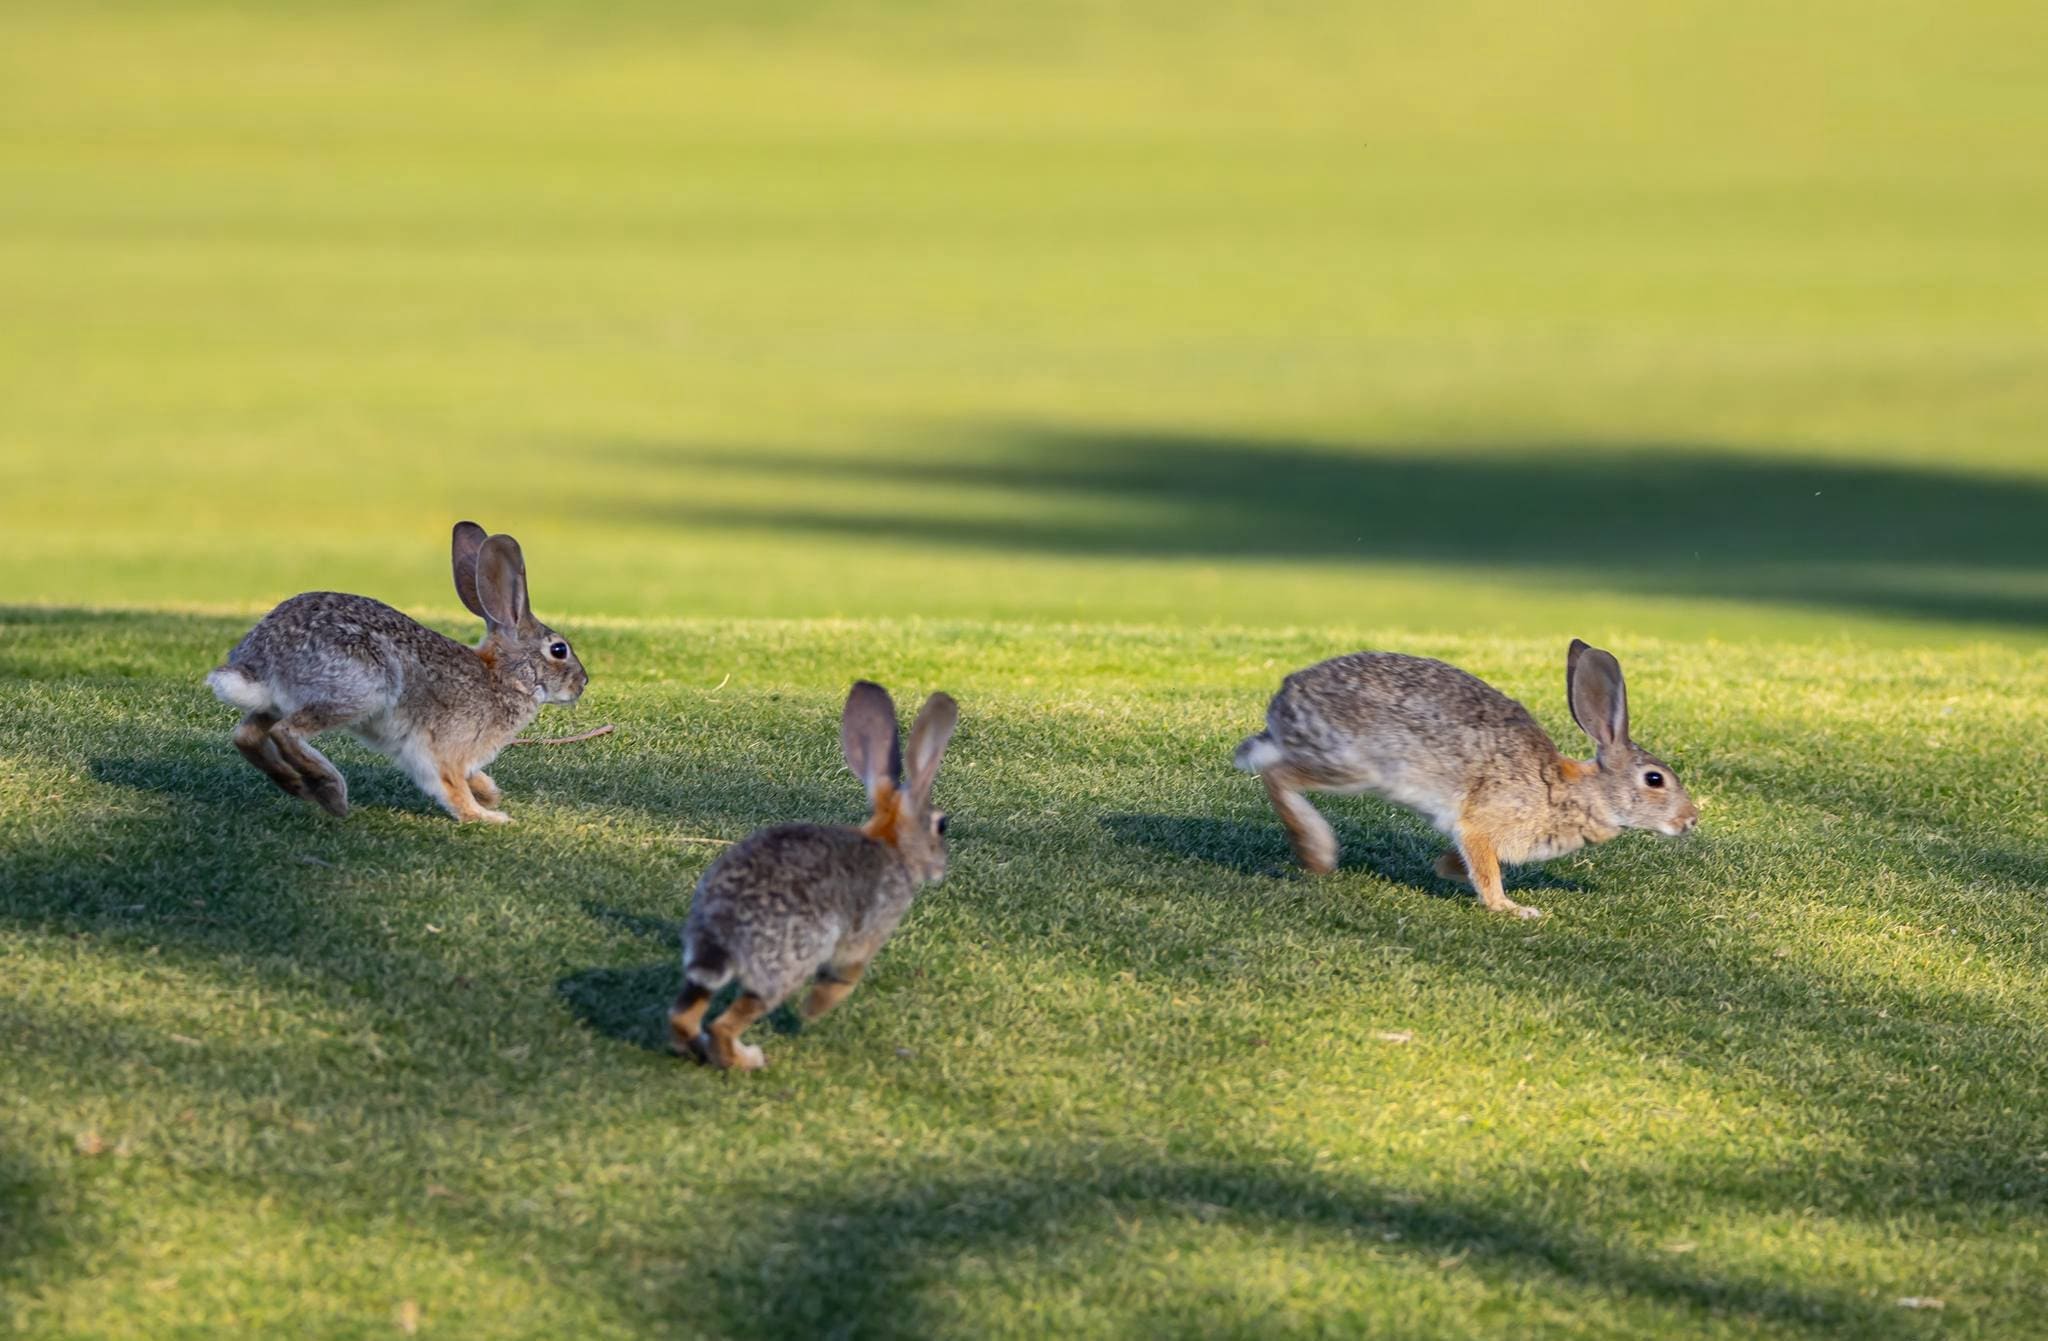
1233, 639, 1697, 918
670, 680, 958, 1070
204, 521, 588, 823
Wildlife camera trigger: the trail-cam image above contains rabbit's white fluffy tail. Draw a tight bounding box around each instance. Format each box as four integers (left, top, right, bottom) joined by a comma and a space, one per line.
1233, 731, 1282, 773
206, 667, 273, 713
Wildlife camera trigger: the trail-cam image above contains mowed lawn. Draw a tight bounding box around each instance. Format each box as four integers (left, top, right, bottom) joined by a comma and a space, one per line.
5, 0, 2048, 1336
1, 2, 2045, 641
3, 611, 2047, 1337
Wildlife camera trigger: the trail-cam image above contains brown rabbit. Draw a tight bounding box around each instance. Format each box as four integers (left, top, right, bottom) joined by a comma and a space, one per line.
205, 522, 588, 822
1234, 640, 1697, 917
670, 681, 958, 1070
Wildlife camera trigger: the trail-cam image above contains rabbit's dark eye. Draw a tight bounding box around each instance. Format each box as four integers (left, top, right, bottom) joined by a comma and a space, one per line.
549, 641, 568, 660
1644, 771, 1665, 788
934, 814, 949, 836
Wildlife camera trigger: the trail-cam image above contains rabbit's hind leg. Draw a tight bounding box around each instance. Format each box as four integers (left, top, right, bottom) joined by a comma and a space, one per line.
270, 705, 354, 817
1262, 765, 1339, 874
801, 959, 868, 1022
671, 933, 737, 1062
467, 770, 502, 805
705, 992, 771, 1070
232, 711, 308, 799
668, 982, 715, 1061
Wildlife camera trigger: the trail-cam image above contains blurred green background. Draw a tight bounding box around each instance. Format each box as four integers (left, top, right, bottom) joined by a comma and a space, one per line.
2, 0, 2043, 639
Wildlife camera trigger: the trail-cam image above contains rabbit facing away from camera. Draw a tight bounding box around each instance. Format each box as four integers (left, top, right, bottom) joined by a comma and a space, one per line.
205, 521, 588, 823
671, 681, 958, 1070
1235, 640, 1697, 918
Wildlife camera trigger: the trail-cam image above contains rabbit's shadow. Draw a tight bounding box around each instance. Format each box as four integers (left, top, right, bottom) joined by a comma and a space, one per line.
554, 903, 804, 1055
1099, 813, 1583, 894
90, 753, 446, 818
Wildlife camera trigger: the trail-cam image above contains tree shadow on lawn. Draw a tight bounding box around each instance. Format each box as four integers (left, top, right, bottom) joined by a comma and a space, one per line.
5, 945, 2023, 1337
9, 746, 838, 1066
19, 756, 447, 967
9, 786, 2043, 1331
553, 832, 2048, 1235
593, 428, 2048, 632
1, 739, 835, 1002
617, 1152, 1923, 1338
1711, 751, 2048, 895
0, 990, 1938, 1339
980, 801, 2048, 1228
1668, 736, 2048, 986
0, 1145, 81, 1331
17, 721, 2048, 1320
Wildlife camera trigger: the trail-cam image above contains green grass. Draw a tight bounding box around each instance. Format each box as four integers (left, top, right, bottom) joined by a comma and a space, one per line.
4, 1, 2048, 1335
4, 611, 2047, 1337
3, 2, 2046, 641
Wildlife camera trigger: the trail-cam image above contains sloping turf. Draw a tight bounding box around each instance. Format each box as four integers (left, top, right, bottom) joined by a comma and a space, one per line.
4, 1, 2047, 1336
3, 611, 2046, 1336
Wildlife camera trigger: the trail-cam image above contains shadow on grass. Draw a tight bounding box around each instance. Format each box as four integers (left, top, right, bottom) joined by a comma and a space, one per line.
6, 613, 2047, 1329
0, 1147, 74, 1330
553, 964, 810, 1057
555, 963, 681, 1054
554, 903, 686, 1056
1100, 810, 1583, 893
89, 753, 448, 821
654, 1154, 1916, 1338
1101, 811, 1322, 876
595, 428, 2048, 630
90, 732, 852, 839
553, 904, 805, 1055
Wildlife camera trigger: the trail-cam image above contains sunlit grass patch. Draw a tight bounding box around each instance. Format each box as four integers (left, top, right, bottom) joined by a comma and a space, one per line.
3, 610, 2045, 1336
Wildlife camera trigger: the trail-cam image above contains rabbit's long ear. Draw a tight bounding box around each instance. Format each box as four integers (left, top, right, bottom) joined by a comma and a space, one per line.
841, 681, 903, 806
451, 521, 489, 620
1566, 639, 1630, 751
905, 692, 958, 810
475, 534, 530, 634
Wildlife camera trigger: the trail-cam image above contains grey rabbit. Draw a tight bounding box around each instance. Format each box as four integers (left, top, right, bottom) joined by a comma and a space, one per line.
1235, 640, 1698, 918
206, 521, 588, 822
670, 680, 958, 1070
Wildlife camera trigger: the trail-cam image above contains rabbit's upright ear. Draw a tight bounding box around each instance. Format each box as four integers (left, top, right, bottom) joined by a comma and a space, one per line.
475, 534, 530, 634
1566, 639, 1630, 751
905, 692, 958, 810
452, 521, 489, 620
842, 681, 903, 805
